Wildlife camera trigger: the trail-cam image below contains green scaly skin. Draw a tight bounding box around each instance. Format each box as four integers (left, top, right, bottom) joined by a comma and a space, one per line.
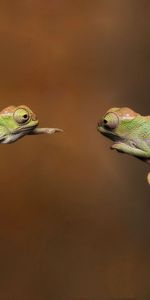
0, 105, 63, 144
97, 107, 150, 184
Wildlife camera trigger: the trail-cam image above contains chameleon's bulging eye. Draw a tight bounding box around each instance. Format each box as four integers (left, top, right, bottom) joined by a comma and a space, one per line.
13, 108, 30, 124
23, 114, 28, 119
102, 112, 119, 130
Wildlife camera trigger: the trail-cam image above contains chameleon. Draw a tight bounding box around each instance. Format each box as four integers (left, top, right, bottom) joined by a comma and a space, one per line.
97, 107, 150, 184
0, 105, 63, 143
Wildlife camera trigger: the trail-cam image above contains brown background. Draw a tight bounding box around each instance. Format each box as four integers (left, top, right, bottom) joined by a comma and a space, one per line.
0, 1, 150, 299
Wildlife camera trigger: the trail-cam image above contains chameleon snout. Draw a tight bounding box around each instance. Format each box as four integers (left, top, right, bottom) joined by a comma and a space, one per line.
31, 113, 38, 121
97, 120, 101, 127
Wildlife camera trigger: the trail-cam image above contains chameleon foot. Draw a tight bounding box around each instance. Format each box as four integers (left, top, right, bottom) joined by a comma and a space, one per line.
41, 128, 64, 134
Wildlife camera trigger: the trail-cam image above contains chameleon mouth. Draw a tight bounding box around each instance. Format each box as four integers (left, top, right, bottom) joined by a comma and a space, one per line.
97, 125, 121, 142
13, 124, 38, 134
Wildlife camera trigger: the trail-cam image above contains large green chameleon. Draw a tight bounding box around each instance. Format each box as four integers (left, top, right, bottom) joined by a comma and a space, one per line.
97, 107, 150, 184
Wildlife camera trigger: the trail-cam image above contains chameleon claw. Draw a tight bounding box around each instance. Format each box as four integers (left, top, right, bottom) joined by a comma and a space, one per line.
45, 128, 64, 134
110, 145, 116, 150
110, 144, 123, 153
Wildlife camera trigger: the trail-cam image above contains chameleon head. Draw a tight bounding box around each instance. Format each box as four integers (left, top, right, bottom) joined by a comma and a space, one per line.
97, 107, 139, 141
0, 105, 39, 143
12, 105, 39, 133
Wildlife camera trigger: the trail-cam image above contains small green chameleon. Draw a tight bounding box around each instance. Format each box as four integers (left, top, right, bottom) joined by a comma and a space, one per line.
0, 105, 63, 143
97, 107, 150, 184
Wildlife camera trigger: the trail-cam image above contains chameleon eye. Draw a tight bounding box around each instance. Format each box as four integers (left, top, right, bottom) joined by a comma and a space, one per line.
13, 108, 30, 124
102, 112, 119, 129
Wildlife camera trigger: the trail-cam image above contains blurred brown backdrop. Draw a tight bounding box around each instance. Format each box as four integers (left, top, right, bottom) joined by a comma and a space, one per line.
0, 1, 150, 299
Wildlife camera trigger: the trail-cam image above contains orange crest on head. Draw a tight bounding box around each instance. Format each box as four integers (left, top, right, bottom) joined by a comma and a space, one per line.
107, 107, 139, 121
0, 106, 16, 115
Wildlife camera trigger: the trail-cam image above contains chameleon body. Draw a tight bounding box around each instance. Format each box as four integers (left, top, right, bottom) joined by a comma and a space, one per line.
97, 107, 150, 184
0, 105, 63, 143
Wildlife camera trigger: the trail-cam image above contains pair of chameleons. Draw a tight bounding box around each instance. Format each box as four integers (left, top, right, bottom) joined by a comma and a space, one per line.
0, 105, 150, 184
